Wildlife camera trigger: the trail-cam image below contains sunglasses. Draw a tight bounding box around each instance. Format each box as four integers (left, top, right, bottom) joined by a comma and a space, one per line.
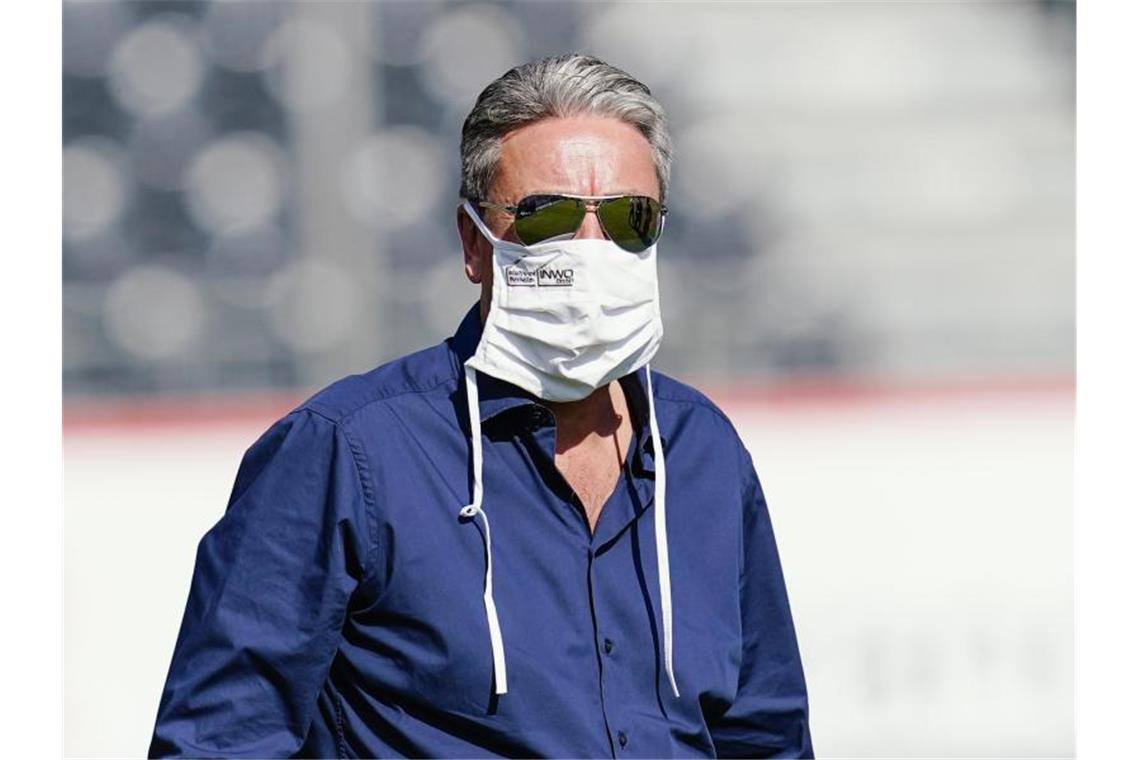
478, 194, 667, 253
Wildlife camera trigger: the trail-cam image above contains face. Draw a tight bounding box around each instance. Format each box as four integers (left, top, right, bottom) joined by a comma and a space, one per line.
456, 114, 660, 319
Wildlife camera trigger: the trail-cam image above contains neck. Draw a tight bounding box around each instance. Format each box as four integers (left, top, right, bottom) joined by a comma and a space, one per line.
548, 381, 627, 452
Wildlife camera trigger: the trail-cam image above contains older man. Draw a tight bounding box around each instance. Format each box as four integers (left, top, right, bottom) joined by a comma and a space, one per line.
150, 54, 812, 759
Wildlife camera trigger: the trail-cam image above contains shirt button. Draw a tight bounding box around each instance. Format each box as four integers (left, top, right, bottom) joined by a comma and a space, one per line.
603, 638, 614, 655
618, 731, 628, 748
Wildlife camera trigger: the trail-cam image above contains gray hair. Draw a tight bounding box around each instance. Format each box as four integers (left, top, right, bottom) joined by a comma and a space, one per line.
459, 53, 673, 203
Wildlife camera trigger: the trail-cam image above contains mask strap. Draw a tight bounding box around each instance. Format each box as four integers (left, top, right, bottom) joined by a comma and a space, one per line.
646, 364, 680, 698
462, 200, 502, 244
458, 363, 509, 695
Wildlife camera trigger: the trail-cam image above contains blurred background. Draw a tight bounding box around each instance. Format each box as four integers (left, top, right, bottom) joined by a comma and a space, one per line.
62, 0, 1075, 757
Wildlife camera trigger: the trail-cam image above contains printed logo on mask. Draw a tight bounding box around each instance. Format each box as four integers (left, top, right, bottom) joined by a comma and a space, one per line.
505, 264, 574, 288
537, 267, 574, 287
505, 265, 536, 287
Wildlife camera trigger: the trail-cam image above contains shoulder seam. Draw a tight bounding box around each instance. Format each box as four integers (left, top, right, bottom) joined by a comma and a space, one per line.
285, 408, 383, 582
335, 420, 382, 584
300, 370, 457, 426
654, 388, 735, 428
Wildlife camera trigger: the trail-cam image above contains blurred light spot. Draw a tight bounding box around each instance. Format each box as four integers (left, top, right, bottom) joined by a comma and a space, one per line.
417, 4, 522, 106
127, 110, 213, 191
266, 260, 359, 353
889, 136, 1024, 226
185, 132, 287, 234
103, 266, 206, 361
904, 634, 940, 697
261, 18, 352, 112
63, 0, 131, 78
202, 0, 283, 72
383, 220, 456, 270
673, 121, 760, 220
342, 127, 446, 231
424, 259, 477, 336
656, 259, 684, 328
369, 0, 442, 66
860, 631, 891, 703
108, 14, 206, 118
581, 3, 692, 86
207, 225, 287, 276
63, 318, 95, 371
64, 137, 128, 243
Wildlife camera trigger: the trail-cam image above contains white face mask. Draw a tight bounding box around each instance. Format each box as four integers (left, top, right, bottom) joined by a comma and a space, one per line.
461, 200, 664, 402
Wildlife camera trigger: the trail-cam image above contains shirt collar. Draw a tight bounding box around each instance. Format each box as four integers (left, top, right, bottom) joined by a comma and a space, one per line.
447, 301, 662, 468
619, 370, 658, 476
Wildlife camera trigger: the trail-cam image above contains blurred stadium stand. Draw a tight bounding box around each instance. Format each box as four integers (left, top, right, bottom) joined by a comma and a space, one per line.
63, 0, 1074, 398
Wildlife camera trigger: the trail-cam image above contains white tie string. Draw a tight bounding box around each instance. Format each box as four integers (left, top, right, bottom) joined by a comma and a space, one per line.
459, 363, 508, 695
646, 365, 680, 698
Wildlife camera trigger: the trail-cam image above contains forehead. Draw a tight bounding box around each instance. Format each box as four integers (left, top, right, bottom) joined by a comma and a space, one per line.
491, 114, 659, 201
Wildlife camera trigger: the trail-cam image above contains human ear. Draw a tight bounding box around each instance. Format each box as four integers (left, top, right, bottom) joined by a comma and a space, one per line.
457, 206, 490, 284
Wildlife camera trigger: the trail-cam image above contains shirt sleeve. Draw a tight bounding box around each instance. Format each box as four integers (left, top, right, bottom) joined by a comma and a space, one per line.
148, 408, 376, 759
708, 449, 814, 759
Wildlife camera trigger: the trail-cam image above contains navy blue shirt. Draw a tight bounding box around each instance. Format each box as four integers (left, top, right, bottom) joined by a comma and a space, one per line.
149, 304, 813, 758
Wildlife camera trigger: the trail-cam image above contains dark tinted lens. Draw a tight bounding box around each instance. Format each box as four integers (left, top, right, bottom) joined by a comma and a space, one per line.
597, 196, 662, 253
513, 196, 585, 245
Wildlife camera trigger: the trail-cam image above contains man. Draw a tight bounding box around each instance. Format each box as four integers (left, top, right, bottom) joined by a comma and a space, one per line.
150, 53, 812, 759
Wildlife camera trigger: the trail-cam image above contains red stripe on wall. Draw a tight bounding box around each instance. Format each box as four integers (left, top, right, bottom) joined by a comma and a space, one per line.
63, 373, 1074, 436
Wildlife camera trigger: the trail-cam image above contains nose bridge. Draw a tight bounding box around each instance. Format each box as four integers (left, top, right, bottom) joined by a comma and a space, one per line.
575, 200, 607, 240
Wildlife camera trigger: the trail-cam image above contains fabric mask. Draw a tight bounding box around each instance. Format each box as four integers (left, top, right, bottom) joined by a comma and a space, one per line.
461, 200, 664, 403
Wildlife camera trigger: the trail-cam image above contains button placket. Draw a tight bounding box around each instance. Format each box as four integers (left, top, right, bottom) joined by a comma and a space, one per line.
586, 549, 618, 757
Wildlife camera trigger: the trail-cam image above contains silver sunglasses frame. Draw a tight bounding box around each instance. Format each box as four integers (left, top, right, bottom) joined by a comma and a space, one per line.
477, 193, 668, 219
475, 194, 668, 250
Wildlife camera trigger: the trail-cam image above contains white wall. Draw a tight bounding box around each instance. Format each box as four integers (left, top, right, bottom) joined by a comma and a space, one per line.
64, 388, 1073, 757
